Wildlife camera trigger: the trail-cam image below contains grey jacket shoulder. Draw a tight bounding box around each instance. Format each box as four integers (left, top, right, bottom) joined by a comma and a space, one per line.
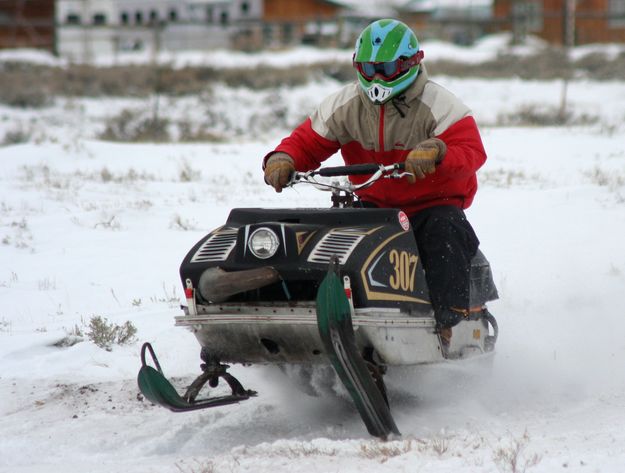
309, 82, 362, 140
420, 81, 472, 135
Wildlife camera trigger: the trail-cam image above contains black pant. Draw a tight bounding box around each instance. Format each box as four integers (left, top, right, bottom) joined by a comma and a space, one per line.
409, 205, 480, 313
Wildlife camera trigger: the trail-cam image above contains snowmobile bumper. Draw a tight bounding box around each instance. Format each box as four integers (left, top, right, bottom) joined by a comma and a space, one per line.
175, 304, 447, 365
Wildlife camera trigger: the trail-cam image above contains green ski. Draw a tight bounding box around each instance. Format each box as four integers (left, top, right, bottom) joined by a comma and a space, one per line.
316, 258, 401, 439
138, 342, 255, 412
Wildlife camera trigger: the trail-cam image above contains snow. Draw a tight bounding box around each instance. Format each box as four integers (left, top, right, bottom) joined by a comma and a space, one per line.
2, 42, 625, 473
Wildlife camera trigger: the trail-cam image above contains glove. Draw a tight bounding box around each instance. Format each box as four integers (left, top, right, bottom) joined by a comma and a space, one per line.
404, 138, 446, 183
264, 152, 295, 193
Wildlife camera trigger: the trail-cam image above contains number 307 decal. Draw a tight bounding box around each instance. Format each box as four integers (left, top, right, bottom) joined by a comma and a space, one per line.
389, 249, 418, 292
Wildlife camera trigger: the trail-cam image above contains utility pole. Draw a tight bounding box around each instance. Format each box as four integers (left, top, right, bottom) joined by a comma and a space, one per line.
564, 0, 576, 47
559, 0, 576, 123
511, 0, 527, 45
81, 0, 91, 63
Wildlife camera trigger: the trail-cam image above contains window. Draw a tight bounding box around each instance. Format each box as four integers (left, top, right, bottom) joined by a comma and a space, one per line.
526, 1, 543, 31
206, 6, 213, 23
220, 11, 229, 25
66, 13, 80, 25
512, 1, 543, 32
283, 23, 293, 43
93, 13, 106, 25
135, 11, 143, 25
609, 0, 625, 27
169, 8, 178, 22
149, 10, 158, 23
120, 12, 129, 25
241, 2, 249, 15
263, 25, 272, 43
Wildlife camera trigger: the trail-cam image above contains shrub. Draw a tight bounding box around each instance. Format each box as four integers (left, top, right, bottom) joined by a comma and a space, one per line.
1, 127, 31, 146
99, 109, 171, 142
87, 316, 137, 351
177, 120, 225, 142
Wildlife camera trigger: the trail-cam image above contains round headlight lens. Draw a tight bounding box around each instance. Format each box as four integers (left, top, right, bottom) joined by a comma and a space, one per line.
248, 228, 280, 259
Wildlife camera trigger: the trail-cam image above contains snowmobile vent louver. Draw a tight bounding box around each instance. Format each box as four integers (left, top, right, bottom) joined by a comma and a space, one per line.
191, 228, 238, 263
307, 230, 365, 265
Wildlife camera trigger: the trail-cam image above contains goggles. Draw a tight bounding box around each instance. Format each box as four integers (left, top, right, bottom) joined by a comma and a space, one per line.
353, 50, 424, 81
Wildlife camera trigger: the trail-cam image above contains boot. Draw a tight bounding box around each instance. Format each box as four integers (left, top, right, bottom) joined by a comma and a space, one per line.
435, 307, 468, 328
434, 307, 467, 359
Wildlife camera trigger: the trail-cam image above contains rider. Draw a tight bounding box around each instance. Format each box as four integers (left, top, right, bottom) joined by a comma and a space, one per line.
262, 19, 486, 355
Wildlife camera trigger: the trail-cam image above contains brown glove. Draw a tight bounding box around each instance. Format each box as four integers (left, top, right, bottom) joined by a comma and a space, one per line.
264, 152, 295, 193
405, 138, 447, 183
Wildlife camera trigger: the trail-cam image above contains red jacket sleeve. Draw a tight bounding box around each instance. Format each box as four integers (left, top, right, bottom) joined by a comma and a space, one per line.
263, 118, 341, 171
435, 115, 486, 179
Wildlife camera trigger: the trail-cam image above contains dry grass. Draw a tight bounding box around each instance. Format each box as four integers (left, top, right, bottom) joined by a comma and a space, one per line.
585, 165, 625, 190
496, 104, 599, 127
479, 168, 546, 188
493, 431, 542, 473
359, 439, 420, 462
175, 459, 216, 473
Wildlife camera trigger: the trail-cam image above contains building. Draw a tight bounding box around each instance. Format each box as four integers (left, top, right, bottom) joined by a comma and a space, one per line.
493, 0, 625, 45
0, 0, 55, 51
55, 0, 357, 60
260, 0, 347, 47
32, 0, 625, 60
398, 0, 495, 44
55, 0, 263, 60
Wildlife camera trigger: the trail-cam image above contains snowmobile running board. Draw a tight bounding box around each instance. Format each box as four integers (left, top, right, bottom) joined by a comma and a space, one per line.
316, 258, 401, 439
137, 342, 256, 412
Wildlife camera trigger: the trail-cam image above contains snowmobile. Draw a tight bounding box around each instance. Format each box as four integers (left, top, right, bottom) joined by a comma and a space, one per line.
138, 162, 499, 439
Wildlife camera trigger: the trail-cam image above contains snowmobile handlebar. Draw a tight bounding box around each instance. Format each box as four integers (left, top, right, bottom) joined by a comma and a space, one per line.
314, 162, 405, 177
288, 162, 409, 193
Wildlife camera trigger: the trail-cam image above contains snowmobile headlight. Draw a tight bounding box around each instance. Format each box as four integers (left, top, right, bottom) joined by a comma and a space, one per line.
248, 228, 280, 259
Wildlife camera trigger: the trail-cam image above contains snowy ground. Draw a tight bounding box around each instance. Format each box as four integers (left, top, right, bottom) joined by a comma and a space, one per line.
2, 45, 625, 473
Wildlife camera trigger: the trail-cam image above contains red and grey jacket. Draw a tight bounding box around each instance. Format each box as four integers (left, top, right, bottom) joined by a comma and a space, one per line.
264, 67, 487, 216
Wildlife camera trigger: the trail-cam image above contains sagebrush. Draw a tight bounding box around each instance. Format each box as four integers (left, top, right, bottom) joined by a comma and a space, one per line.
87, 315, 137, 350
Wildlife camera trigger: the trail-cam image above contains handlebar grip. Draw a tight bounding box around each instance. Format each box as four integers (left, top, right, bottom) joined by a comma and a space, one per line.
316, 164, 380, 176
316, 163, 404, 177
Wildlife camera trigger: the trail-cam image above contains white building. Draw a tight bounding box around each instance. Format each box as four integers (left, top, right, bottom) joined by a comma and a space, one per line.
56, 0, 263, 61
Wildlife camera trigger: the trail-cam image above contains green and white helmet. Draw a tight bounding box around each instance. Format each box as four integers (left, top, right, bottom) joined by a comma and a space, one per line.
353, 19, 424, 104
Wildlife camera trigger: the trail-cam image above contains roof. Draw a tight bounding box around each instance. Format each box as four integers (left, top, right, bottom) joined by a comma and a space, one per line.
332, 0, 404, 17
400, 0, 493, 12
333, 0, 492, 18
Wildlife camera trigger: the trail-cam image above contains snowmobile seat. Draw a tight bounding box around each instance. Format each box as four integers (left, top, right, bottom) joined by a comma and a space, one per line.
469, 249, 499, 307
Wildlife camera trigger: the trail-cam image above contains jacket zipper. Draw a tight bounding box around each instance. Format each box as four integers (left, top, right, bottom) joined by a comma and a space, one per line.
378, 104, 385, 152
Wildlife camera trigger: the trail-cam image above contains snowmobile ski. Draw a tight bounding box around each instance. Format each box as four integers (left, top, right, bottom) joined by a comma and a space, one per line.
316, 258, 401, 439
137, 342, 256, 412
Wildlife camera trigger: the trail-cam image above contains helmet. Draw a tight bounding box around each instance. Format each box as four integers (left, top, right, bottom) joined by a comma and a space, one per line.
353, 19, 423, 104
